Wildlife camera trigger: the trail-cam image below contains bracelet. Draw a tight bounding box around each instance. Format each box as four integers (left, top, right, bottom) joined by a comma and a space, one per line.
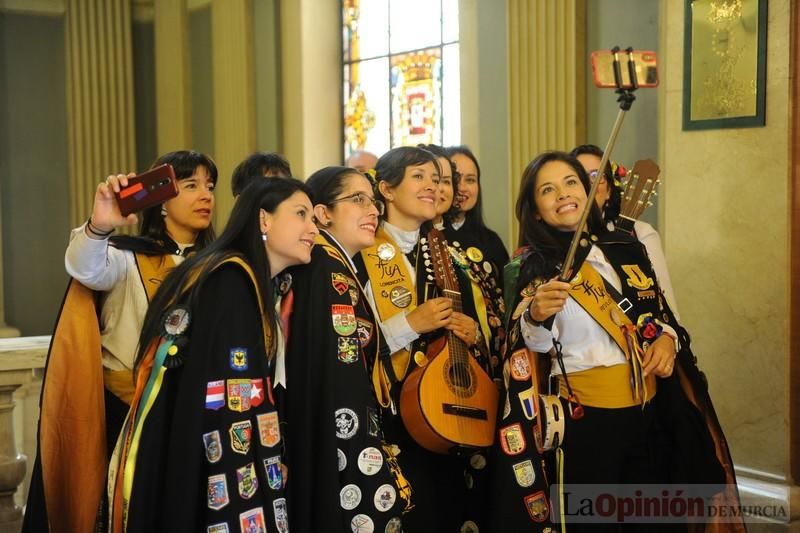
86, 217, 114, 238
522, 306, 543, 327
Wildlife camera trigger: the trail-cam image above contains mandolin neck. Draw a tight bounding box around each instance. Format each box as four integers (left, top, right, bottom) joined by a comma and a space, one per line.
442, 288, 470, 366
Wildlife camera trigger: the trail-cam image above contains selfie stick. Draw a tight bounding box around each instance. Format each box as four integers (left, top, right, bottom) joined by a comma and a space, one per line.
558, 47, 639, 282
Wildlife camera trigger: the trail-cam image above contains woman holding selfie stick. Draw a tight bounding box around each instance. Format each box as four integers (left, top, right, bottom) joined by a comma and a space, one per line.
23, 150, 217, 533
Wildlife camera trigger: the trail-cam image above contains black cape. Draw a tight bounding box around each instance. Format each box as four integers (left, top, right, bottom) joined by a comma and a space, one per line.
284, 233, 405, 532
116, 260, 288, 532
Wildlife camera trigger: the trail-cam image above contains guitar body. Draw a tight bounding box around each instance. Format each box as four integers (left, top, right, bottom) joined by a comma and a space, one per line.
400, 343, 498, 454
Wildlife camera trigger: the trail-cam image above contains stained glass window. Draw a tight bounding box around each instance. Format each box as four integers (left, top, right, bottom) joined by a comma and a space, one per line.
342, 0, 460, 161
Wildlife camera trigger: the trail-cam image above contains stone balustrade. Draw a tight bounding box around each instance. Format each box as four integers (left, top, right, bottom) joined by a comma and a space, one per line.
0, 336, 47, 533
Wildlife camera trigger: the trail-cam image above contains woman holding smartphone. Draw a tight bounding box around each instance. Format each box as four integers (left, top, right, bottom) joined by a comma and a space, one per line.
108, 177, 318, 531
24, 150, 217, 532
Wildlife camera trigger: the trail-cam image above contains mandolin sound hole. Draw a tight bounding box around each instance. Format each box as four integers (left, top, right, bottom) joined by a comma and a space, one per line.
443, 360, 477, 397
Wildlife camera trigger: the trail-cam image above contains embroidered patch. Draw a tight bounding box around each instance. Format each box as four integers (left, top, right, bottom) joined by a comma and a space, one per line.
207, 473, 229, 510
227, 379, 252, 412
249, 378, 264, 407
332, 272, 350, 295
335, 407, 359, 439
513, 459, 536, 487
374, 484, 396, 512
357, 446, 384, 476
256, 411, 281, 447
518, 387, 537, 420
264, 455, 283, 490
351, 514, 374, 532
356, 317, 373, 346
203, 430, 222, 463
229, 420, 252, 454
510, 350, 531, 381
236, 462, 258, 499
499, 423, 526, 455
524, 491, 549, 522
338, 336, 359, 363
229, 347, 248, 371
207, 523, 229, 533
332, 304, 357, 335
340, 484, 362, 510
621, 264, 654, 290
239, 507, 266, 532
205, 380, 225, 411
273, 498, 289, 533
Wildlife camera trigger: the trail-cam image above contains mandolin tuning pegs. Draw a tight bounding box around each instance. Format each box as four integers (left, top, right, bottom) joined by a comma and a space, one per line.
420, 237, 427, 244
425, 260, 431, 266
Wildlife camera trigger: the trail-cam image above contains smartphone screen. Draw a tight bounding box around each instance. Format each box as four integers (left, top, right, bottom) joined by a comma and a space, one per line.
591, 50, 659, 89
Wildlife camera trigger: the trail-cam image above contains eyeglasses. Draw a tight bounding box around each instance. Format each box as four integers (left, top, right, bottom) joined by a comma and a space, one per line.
329, 192, 385, 215
588, 170, 607, 185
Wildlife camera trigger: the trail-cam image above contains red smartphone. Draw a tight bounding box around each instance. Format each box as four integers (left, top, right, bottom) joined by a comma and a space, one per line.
115, 164, 179, 216
591, 50, 658, 89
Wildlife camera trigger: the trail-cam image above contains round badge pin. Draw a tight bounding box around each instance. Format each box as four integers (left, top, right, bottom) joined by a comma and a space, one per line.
377, 243, 396, 261
340, 484, 362, 510
350, 514, 374, 533
337, 448, 347, 472
483, 261, 493, 274
413, 351, 428, 367
163, 306, 190, 336
389, 286, 412, 308
357, 447, 384, 476
373, 484, 396, 512
465, 247, 483, 263
335, 408, 359, 439
469, 453, 487, 470
385, 517, 403, 533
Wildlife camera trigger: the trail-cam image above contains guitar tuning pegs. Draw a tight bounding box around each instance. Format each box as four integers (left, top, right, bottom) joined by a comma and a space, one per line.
427, 274, 434, 281
420, 237, 427, 244
424, 259, 431, 266
421, 245, 429, 251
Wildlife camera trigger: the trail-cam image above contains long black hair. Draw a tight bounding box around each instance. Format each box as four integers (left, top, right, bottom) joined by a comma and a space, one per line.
134, 177, 312, 371
139, 150, 218, 248
515, 151, 604, 280
569, 144, 622, 222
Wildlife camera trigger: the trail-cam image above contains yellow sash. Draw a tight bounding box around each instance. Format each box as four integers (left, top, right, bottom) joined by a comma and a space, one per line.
566, 261, 655, 405
361, 228, 418, 407
134, 252, 177, 301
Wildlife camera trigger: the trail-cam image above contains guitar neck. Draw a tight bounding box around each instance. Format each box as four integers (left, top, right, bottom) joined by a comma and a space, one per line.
442, 288, 471, 366
614, 215, 637, 235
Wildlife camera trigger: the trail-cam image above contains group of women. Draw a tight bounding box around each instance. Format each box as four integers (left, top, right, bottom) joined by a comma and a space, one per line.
25, 143, 739, 533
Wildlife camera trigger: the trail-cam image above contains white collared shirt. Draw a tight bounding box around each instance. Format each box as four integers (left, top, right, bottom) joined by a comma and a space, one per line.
364, 221, 420, 354
520, 244, 677, 375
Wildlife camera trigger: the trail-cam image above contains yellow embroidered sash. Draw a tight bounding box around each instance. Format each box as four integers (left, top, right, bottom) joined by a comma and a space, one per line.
361, 227, 417, 407
566, 260, 655, 405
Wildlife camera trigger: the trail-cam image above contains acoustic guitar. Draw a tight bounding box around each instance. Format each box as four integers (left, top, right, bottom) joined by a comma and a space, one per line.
614, 159, 660, 234
399, 229, 498, 454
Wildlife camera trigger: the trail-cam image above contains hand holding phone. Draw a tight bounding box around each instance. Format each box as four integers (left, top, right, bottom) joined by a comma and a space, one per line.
114, 164, 179, 216
90, 164, 179, 233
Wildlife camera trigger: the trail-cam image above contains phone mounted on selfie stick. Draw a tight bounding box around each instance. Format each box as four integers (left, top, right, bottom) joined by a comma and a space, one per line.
558, 46, 653, 283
